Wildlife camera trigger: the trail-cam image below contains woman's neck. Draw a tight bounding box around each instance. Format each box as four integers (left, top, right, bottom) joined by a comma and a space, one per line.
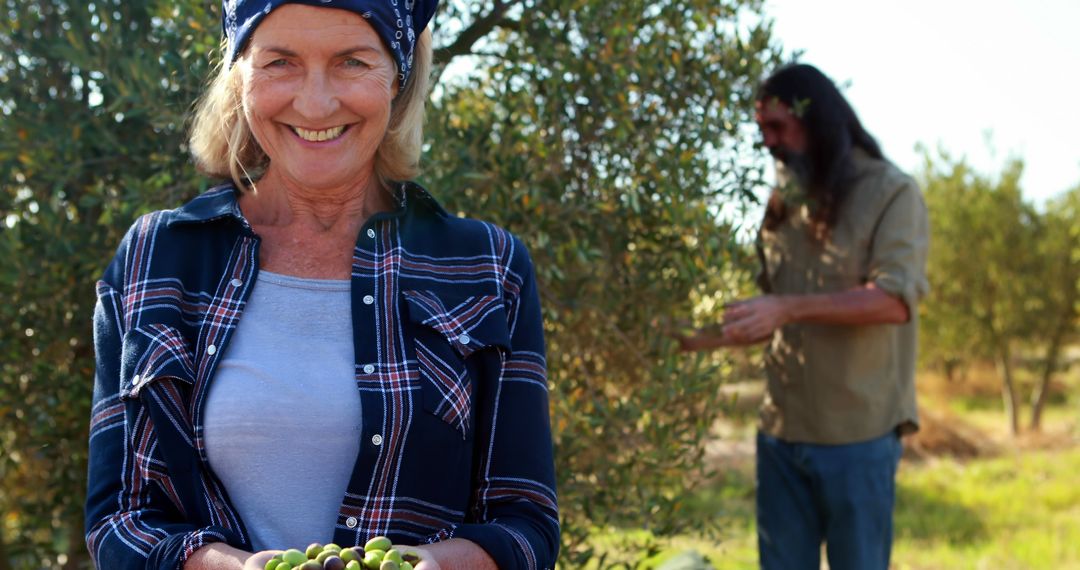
240, 169, 392, 234
237, 169, 395, 279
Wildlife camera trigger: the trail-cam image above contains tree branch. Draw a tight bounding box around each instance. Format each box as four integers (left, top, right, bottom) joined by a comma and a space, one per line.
432, 0, 522, 81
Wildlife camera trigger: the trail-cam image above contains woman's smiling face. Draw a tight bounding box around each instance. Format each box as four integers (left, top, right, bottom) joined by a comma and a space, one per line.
239, 4, 397, 190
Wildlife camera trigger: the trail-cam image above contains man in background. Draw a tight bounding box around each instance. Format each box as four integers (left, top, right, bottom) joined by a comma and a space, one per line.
678, 63, 929, 570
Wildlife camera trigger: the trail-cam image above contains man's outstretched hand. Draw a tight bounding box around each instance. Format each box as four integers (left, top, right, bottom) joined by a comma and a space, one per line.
720, 295, 790, 345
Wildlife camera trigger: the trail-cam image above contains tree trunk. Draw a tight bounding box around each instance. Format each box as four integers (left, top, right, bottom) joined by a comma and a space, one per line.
0, 526, 14, 570
996, 342, 1020, 436
1031, 322, 1068, 431
62, 510, 89, 570
944, 358, 957, 383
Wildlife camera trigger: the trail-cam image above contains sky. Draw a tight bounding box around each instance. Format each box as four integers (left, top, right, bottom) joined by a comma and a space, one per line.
763, 0, 1080, 206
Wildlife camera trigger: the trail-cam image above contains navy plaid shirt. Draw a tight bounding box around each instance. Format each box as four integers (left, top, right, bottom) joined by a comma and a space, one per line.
86, 182, 559, 569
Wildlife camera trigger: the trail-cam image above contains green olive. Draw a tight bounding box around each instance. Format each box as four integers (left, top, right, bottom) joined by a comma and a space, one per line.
299, 561, 322, 570
383, 549, 404, 565
283, 549, 308, 566
379, 561, 399, 570
339, 548, 359, 563
324, 543, 343, 554
344, 561, 362, 570
362, 550, 385, 570
306, 543, 324, 559
364, 536, 393, 552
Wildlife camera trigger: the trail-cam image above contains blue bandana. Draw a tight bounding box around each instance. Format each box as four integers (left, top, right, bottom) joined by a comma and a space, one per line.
222, 0, 438, 86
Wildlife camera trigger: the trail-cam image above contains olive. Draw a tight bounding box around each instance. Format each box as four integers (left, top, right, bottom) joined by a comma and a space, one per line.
339, 548, 359, 563
362, 550, 385, 570
321, 555, 346, 570
283, 549, 308, 566
364, 536, 392, 552
383, 550, 404, 565
306, 543, 324, 559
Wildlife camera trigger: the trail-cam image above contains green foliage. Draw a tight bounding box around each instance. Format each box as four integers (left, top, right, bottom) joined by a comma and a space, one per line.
919, 151, 1040, 364
0, 1, 780, 568
919, 149, 1080, 433
0, 2, 220, 568
422, 1, 780, 564
1034, 184, 1080, 351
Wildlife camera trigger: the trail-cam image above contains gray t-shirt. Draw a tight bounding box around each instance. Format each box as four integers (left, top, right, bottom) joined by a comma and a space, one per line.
204, 270, 360, 551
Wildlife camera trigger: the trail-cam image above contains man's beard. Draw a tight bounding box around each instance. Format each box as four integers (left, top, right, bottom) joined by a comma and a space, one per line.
772, 147, 812, 188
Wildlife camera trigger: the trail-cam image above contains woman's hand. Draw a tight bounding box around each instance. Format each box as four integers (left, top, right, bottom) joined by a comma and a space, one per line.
398, 545, 442, 570
241, 550, 284, 570
185, 543, 281, 570
399, 539, 493, 570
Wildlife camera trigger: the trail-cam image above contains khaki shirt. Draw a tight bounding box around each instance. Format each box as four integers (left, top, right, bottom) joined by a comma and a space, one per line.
757, 149, 929, 444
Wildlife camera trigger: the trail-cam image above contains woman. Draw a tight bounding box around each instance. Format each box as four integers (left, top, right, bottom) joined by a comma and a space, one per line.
84, 2, 559, 569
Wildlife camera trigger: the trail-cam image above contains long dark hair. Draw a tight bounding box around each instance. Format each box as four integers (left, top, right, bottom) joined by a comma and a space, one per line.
758, 63, 883, 239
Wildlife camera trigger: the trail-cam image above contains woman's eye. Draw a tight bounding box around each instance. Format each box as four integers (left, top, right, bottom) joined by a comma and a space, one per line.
343, 58, 368, 68
266, 59, 288, 68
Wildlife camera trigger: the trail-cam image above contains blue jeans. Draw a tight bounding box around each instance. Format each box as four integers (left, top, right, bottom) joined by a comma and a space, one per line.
756, 430, 902, 570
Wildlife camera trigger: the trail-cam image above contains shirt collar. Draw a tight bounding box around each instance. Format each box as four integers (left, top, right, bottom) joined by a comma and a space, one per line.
395, 180, 450, 218
166, 181, 448, 228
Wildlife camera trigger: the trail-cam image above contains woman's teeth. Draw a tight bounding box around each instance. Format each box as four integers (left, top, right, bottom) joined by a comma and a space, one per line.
293, 126, 346, 142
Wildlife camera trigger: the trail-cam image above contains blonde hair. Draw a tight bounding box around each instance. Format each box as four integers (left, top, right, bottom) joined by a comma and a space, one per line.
188, 29, 433, 190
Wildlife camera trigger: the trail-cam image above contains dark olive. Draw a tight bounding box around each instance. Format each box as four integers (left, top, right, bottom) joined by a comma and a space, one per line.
322, 555, 346, 570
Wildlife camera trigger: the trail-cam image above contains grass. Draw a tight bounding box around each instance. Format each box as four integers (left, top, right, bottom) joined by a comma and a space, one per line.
589, 446, 1080, 570
892, 448, 1080, 569
578, 368, 1080, 570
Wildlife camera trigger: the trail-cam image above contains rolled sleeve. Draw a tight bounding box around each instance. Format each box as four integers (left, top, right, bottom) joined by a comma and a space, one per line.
867, 179, 930, 316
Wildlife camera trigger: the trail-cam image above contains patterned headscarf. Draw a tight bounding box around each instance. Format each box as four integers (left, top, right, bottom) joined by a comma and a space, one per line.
222, 0, 438, 86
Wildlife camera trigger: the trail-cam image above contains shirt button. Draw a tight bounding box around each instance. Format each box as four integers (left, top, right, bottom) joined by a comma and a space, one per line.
458, 334, 471, 345
363, 364, 375, 374
230, 278, 243, 287
366, 229, 376, 239
207, 344, 217, 356
371, 434, 383, 446
346, 516, 358, 529
363, 295, 375, 305
131, 374, 141, 386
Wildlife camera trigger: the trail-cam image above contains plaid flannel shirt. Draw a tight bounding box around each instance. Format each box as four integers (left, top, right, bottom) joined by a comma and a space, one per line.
86, 182, 559, 569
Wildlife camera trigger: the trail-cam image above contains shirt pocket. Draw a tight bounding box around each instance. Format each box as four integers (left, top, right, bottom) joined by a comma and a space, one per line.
118, 323, 200, 475
814, 235, 869, 293
118, 323, 197, 402
402, 290, 511, 438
